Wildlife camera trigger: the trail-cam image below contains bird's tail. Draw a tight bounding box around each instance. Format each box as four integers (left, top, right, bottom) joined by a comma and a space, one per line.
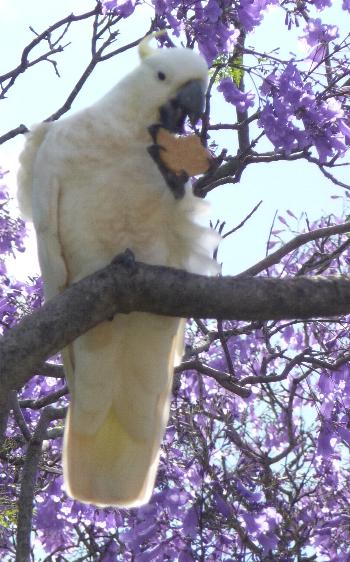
62, 313, 184, 507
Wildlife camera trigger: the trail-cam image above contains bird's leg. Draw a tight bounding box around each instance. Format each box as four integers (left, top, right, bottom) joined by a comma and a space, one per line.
147, 124, 188, 200
108, 249, 137, 321
111, 248, 137, 273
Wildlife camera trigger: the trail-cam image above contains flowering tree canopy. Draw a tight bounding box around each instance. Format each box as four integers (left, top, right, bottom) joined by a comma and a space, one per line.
1, 1, 350, 560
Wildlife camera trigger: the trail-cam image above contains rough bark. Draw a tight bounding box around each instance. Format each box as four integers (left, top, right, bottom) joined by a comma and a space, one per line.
1, 255, 350, 400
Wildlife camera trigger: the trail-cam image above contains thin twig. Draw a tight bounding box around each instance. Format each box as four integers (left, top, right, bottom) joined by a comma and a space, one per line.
239, 221, 350, 276
10, 391, 31, 442
0, 7, 101, 98
19, 384, 68, 410
222, 200, 263, 239
177, 359, 255, 398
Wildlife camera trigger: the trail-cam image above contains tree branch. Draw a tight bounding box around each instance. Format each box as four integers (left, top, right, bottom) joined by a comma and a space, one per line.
1, 254, 350, 417
15, 406, 67, 562
10, 391, 31, 441
0, 6, 101, 100
0, 8, 143, 143
193, 149, 306, 197
19, 384, 68, 410
239, 221, 350, 276
0, 124, 29, 145
175, 360, 251, 398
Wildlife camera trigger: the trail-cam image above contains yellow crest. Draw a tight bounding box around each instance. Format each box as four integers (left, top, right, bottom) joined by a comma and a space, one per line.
138, 30, 167, 59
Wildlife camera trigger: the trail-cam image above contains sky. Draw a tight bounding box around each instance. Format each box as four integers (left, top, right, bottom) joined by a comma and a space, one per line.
0, 0, 349, 278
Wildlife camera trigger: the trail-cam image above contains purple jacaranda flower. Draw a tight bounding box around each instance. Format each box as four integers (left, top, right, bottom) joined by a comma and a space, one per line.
317, 422, 336, 456
302, 18, 339, 48
183, 505, 198, 537
238, 0, 277, 33
339, 119, 350, 138
35, 495, 67, 551
241, 511, 260, 533
260, 70, 279, 96
343, 0, 350, 11
318, 372, 333, 394
338, 426, 350, 447
193, 20, 239, 64
235, 479, 263, 504
102, 0, 118, 11
312, 0, 332, 8
151, 0, 240, 63
320, 392, 334, 419
0, 183, 27, 255
205, 0, 222, 23
153, 0, 166, 15
301, 18, 339, 64
214, 491, 233, 517
178, 551, 195, 562
100, 541, 119, 562
102, 0, 137, 17
259, 103, 302, 152
259, 62, 348, 160
258, 532, 278, 554
218, 78, 255, 111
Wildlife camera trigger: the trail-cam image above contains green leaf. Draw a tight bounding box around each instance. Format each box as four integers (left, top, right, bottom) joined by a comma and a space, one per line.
209, 54, 244, 87
0, 507, 17, 529
229, 55, 244, 87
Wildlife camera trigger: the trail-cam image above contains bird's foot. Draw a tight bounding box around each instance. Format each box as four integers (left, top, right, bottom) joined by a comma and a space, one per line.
112, 248, 137, 274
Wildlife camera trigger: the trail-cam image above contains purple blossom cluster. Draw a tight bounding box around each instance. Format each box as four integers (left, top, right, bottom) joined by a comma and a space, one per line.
302, 17, 339, 48
102, 0, 137, 18
236, 0, 277, 32
102, 0, 277, 63
101, 0, 350, 163
151, 0, 240, 64
0, 169, 42, 333
312, 0, 332, 9
300, 17, 339, 63
217, 77, 255, 111
259, 62, 349, 161
0, 171, 26, 256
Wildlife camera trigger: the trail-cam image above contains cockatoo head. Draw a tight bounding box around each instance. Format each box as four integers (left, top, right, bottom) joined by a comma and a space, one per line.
117, 34, 209, 133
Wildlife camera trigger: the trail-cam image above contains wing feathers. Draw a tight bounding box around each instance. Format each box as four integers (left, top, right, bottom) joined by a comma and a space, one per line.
17, 123, 50, 220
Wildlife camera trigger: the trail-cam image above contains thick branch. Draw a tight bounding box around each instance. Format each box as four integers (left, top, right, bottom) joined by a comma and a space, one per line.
2, 256, 350, 401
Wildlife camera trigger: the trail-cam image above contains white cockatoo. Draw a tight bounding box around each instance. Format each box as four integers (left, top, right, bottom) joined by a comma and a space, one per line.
17, 35, 219, 507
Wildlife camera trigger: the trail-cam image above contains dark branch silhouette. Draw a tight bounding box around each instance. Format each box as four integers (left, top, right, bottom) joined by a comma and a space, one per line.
2, 252, 350, 435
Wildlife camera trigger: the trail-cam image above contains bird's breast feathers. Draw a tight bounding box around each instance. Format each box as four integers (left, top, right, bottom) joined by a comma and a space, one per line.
41, 119, 216, 283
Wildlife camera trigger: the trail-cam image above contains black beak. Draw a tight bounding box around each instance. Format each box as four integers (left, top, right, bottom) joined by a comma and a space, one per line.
159, 79, 205, 133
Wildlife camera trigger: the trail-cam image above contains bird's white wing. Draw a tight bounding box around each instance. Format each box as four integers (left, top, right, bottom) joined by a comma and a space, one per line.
18, 124, 68, 300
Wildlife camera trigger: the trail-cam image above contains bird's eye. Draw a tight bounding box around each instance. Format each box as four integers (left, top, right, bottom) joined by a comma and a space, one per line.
157, 71, 166, 81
